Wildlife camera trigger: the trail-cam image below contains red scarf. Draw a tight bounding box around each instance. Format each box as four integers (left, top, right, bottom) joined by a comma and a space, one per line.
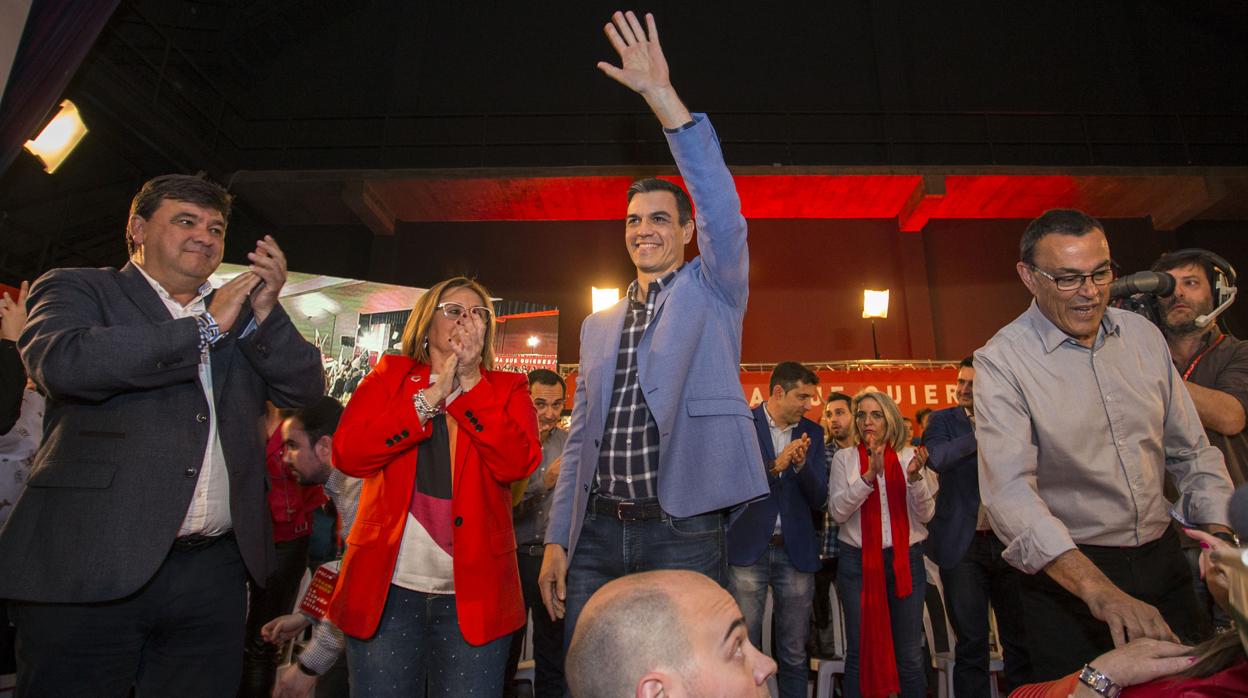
857, 442, 914, 698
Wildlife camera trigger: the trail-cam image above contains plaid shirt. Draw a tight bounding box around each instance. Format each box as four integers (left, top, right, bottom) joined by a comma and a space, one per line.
821, 441, 844, 559
596, 269, 679, 500
296, 469, 362, 675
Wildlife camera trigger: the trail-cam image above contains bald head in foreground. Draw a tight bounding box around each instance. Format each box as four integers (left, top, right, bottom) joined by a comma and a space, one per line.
566, 570, 777, 697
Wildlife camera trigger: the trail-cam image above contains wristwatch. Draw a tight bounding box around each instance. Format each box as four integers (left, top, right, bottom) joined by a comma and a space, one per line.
1078, 664, 1123, 698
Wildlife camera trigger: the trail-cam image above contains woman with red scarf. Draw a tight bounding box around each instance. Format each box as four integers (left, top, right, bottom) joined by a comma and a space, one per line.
326, 277, 541, 697
829, 390, 939, 698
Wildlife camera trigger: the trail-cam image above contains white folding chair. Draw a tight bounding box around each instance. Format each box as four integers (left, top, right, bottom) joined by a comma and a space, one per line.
813, 580, 847, 698
923, 558, 1003, 698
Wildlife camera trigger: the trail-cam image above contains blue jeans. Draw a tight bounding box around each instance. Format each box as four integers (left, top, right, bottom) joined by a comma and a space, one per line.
837, 543, 927, 698
345, 586, 508, 697
940, 532, 1032, 695
728, 544, 815, 698
564, 499, 727, 656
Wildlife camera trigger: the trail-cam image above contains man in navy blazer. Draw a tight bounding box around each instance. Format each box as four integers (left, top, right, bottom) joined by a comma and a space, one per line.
0, 174, 323, 696
540, 12, 768, 644
924, 356, 1031, 695
727, 362, 827, 698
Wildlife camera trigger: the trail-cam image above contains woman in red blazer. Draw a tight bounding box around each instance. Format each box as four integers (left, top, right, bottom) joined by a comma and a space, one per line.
327, 276, 541, 697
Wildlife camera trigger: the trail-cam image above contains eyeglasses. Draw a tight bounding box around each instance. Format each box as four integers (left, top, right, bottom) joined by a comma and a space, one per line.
435, 301, 494, 322
855, 410, 885, 421
1029, 265, 1114, 292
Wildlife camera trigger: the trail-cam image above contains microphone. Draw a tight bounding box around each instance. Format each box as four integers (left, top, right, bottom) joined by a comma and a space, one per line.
1108, 271, 1175, 299
1195, 286, 1238, 328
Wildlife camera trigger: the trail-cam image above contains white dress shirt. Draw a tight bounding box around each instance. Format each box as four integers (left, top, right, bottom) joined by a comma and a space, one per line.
828, 444, 938, 549
133, 263, 232, 536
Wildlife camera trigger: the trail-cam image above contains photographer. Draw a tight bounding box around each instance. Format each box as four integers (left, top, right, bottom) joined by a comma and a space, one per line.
1151, 250, 1247, 486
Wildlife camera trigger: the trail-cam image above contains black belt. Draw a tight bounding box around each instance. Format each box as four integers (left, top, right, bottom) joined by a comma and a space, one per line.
172, 530, 233, 551
590, 495, 664, 521
519, 544, 547, 557
769, 534, 785, 547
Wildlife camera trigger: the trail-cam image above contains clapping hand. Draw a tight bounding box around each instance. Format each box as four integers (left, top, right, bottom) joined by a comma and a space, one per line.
450, 310, 486, 392
907, 445, 928, 482
246, 235, 288, 324
864, 438, 885, 481
0, 281, 29, 342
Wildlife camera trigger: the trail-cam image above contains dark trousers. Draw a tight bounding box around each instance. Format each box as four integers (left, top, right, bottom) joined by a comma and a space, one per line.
563, 499, 727, 659
12, 533, 247, 697
838, 543, 928, 698
810, 557, 840, 658
505, 545, 567, 698
1019, 526, 1204, 681
940, 532, 1032, 696
239, 535, 310, 698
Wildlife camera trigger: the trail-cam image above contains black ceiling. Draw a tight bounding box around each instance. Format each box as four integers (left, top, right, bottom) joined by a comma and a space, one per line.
1, 0, 1246, 285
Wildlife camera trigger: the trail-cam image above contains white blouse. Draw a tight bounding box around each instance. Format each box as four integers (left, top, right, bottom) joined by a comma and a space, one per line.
828, 445, 938, 549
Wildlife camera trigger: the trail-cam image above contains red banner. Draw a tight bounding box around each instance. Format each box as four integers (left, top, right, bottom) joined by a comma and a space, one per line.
565, 364, 961, 424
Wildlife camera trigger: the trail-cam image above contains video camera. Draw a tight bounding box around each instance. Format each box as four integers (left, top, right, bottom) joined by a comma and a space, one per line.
1110, 248, 1238, 330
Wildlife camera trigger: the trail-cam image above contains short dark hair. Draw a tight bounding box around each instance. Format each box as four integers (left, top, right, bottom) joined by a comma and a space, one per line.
127, 174, 233, 255
289, 396, 344, 445
1151, 250, 1219, 292
527, 368, 565, 395
1019, 209, 1103, 266
769, 361, 818, 394
960, 356, 974, 368
626, 178, 693, 226
916, 408, 933, 425
824, 391, 852, 411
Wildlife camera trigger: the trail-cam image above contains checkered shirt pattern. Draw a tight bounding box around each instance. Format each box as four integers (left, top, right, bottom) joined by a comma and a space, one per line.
595, 269, 678, 500
821, 441, 843, 559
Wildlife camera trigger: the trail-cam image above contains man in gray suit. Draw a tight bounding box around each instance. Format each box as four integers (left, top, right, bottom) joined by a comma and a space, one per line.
0, 174, 324, 696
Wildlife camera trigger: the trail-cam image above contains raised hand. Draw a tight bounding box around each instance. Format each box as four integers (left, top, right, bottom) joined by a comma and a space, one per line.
865, 442, 885, 481
246, 235, 288, 324
426, 350, 460, 408
0, 280, 29, 342
907, 445, 928, 482
598, 11, 670, 96
207, 272, 263, 333
450, 311, 486, 392
597, 11, 691, 129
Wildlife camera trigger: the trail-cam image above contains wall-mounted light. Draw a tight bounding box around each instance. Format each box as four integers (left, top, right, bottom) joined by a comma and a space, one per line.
526, 335, 540, 348
24, 100, 88, 174
591, 286, 620, 313
862, 289, 890, 360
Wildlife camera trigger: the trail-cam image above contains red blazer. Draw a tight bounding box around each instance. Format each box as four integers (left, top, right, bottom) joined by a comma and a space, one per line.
327, 355, 541, 645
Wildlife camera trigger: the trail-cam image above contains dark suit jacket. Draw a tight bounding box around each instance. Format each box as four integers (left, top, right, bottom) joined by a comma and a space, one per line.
0, 263, 323, 603
0, 340, 25, 434
726, 405, 828, 573
923, 406, 980, 570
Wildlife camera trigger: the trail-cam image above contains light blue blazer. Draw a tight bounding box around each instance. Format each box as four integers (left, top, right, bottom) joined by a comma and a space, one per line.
545, 114, 769, 559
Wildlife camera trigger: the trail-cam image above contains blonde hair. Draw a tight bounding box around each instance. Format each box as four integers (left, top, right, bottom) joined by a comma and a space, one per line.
399, 276, 496, 369
851, 390, 910, 452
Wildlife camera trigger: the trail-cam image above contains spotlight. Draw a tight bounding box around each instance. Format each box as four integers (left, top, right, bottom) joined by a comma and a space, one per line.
24, 100, 88, 174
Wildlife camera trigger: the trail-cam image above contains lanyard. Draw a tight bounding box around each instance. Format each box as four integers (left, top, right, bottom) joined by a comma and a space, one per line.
1182, 333, 1226, 381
